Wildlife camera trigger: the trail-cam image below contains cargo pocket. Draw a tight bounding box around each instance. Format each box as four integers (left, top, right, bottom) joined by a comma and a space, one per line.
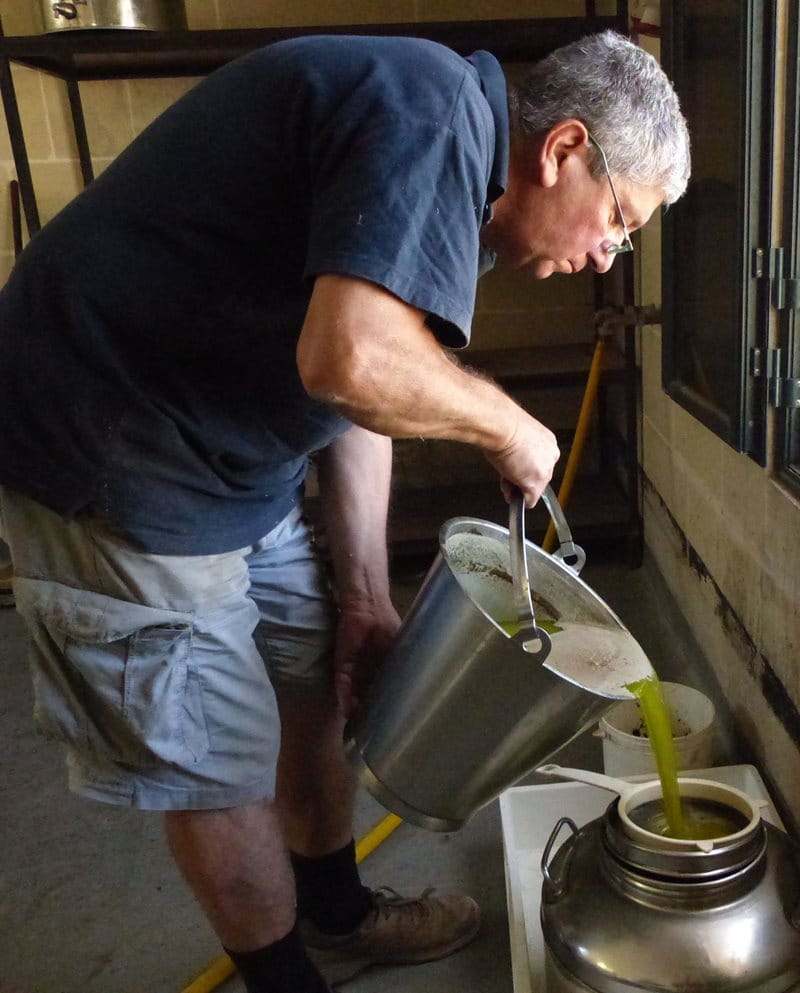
14, 577, 208, 768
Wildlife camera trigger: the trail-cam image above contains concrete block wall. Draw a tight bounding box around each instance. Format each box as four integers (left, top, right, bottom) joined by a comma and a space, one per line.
0, 0, 608, 350
641, 327, 800, 833
636, 21, 800, 834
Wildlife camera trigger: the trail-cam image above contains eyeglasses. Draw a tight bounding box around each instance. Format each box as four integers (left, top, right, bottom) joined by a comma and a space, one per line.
588, 133, 634, 255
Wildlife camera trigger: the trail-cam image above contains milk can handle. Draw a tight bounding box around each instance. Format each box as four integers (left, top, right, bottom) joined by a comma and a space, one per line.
541, 816, 579, 900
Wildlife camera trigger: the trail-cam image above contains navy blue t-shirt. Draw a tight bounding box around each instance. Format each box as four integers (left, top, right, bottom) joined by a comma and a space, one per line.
0, 36, 509, 553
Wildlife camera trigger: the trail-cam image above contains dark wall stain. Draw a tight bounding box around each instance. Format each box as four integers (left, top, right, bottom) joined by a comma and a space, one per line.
643, 475, 800, 750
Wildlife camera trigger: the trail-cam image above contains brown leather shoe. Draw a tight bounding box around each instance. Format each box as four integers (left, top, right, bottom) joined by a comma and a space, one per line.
300, 887, 481, 986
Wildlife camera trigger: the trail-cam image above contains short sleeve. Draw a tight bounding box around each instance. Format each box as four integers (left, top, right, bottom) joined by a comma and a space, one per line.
304, 107, 491, 348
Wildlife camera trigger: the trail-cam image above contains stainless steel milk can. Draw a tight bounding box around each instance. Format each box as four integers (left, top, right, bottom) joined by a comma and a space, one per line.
540, 800, 800, 992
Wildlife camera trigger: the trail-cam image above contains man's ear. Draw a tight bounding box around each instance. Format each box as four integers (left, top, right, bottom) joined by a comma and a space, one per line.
539, 119, 590, 189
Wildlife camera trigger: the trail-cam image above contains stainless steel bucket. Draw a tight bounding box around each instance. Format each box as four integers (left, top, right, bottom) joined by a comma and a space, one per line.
39, 1, 186, 32
346, 493, 654, 831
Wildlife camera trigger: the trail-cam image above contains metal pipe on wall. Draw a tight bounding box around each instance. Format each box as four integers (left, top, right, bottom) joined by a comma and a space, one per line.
542, 305, 662, 554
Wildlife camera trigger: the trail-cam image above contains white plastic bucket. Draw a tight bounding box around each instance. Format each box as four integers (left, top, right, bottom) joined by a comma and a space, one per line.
597, 681, 717, 776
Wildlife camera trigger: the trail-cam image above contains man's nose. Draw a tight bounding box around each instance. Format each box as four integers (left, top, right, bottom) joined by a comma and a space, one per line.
590, 249, 615, 274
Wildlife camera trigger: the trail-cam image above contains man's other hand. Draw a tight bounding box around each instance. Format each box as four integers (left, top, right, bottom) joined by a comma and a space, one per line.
334, 597, 402, 720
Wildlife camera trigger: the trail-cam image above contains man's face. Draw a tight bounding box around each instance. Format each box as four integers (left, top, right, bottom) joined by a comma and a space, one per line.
482, 127, 663, 278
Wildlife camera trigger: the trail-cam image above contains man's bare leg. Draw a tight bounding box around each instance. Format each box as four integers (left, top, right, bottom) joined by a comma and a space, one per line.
271, 679, 480, 987
273, 680, 355, 856
165, 798, 295, 951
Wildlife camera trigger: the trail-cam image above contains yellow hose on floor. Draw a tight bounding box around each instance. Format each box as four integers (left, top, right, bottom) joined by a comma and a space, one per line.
180, 813, 403, 993
542, 336, 606, 554
355, 812, 403, 861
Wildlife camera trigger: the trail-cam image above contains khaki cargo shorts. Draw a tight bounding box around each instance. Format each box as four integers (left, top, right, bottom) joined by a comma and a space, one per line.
0, 488, 337, 810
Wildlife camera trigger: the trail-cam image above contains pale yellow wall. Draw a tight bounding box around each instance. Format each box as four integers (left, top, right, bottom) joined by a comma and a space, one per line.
638, 25, 800, 830
0, 0, 600, 347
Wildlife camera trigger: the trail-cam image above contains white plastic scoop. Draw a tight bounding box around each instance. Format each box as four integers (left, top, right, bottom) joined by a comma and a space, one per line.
537, 763, 764, 853
538, 763, 645, 799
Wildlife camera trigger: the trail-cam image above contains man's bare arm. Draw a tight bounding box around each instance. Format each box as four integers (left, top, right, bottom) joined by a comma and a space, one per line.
297, 274, 559, 505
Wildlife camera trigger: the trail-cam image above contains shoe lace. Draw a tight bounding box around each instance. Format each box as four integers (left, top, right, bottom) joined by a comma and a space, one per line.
370, 886, 436, 921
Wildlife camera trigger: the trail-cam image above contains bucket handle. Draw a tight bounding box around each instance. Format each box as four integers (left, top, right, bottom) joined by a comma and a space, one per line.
509, 485, 586, 658
540, 485, 586, 575
541, 816, 579, 900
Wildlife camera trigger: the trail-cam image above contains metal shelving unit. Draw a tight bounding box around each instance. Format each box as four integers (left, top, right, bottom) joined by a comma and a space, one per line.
0, 10, 627, 236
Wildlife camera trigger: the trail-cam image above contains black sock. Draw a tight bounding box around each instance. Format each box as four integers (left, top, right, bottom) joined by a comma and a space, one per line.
291, 839, 373, 934
225, 927, 329, 993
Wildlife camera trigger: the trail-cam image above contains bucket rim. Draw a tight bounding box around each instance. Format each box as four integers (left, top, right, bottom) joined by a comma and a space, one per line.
438, 516, 641, 701
438, 515, 625, 621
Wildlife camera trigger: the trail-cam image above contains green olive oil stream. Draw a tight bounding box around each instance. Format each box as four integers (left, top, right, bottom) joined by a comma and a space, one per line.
625, 675, 738, 841
500, 621, 688, 834
499, 621, 691, 831
498, 618, 734, 841
625, 675, 690, 838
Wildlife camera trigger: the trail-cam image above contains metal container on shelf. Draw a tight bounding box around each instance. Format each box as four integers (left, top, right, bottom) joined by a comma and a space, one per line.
539, 776, 800, 993
39, 1, 186, 32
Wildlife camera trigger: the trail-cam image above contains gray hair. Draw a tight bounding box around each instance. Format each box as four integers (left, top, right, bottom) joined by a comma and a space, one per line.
508, 31, 690, 204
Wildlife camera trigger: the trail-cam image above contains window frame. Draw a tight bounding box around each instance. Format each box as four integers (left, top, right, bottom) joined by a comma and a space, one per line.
660, 0, 775, 463
775, 4, 800, 491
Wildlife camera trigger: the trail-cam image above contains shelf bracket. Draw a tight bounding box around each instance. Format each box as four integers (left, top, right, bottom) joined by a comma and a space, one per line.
0, 15, 40, 235
65, 76, 95, 187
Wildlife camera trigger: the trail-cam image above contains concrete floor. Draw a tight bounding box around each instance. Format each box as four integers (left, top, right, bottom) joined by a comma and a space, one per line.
0, 551, 742, 993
